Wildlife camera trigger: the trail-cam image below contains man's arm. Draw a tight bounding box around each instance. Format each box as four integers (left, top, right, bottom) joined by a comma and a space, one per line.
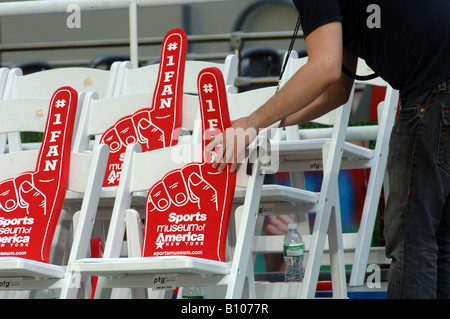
280, 49, 357, 126
208, 21, 348, 172
245, 21, 345, 129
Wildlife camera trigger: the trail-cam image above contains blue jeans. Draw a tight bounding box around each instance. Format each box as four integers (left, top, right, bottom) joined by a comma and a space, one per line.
385, 79, 450, 298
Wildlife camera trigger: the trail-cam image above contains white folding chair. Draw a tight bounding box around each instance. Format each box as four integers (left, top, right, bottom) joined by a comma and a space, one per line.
0, 87, 109, 299
0, 62, 120, 270
249, 52, 397, 297
227, 80, 353, 298
282, 55, 398, 288
69, 67, 263, 299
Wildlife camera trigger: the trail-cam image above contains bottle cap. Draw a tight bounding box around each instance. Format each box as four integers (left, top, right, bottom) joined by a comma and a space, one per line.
288, 223, 297, 230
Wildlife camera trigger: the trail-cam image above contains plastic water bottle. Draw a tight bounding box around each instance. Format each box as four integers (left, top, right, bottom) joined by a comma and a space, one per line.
182, 286, 204, 299
283, 223, 304, 282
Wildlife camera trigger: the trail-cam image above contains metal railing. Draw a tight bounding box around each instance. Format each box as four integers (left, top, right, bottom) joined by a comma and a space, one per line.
0, 0, 304, 87
0, 0, 238, 67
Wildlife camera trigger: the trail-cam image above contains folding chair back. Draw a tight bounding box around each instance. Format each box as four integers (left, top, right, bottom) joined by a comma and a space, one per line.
114, 55, 238, 96
0, 68, 9, 99
1, 63, 120, 154
4, 65, 118, 100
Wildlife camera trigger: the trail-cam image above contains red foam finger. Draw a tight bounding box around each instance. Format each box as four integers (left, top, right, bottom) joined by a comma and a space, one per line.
148, 181, 171, 212
142, 68, 236, 262
100, 29, 187, 188
100, 127, 122, 153
35, 87, 77, 178
162, 170, 189, 206
150, 28, 187, 146
0, 179, 20, 212
197, 67, 232, 159
0, 86, 78, 262
187, 172, 218, 213
18, 181, 46, 216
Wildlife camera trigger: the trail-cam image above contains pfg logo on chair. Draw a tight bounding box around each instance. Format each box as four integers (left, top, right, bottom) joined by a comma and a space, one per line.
152, 274, 178, 290
0, 278, 22, 290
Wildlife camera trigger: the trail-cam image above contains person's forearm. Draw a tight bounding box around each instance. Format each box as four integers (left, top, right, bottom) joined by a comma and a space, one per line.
280, 76, 353, 126
247, 61, 341, 130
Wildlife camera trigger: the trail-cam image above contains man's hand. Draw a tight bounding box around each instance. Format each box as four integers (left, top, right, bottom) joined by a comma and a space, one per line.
206, 116, 257, 174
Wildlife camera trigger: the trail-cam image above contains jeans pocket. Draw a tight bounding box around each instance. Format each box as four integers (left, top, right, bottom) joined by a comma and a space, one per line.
438, 105, 450, 173
395, 104, 425, 132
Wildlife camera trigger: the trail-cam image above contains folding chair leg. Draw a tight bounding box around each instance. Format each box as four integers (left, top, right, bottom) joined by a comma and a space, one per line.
59, 272, 81, 299
349, 161, 388, 286
298, 200, 334, 299
148, 288, 173, 299
126, 209, 143, 257
289, 171, 311, 234
245, 254, 256, 299
327, 195, 347, 298
225, 160, 265, 299
350, 87, 398, 287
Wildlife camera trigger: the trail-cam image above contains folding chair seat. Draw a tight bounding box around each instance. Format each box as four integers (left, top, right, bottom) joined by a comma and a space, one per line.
69, 67, 264, 299
0, 87, 108, 299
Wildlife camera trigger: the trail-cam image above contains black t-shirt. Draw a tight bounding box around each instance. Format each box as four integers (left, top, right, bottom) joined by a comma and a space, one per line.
293, 0, 450, 100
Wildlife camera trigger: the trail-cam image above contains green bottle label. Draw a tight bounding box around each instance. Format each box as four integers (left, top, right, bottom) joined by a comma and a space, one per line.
283, 244, 304, 257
